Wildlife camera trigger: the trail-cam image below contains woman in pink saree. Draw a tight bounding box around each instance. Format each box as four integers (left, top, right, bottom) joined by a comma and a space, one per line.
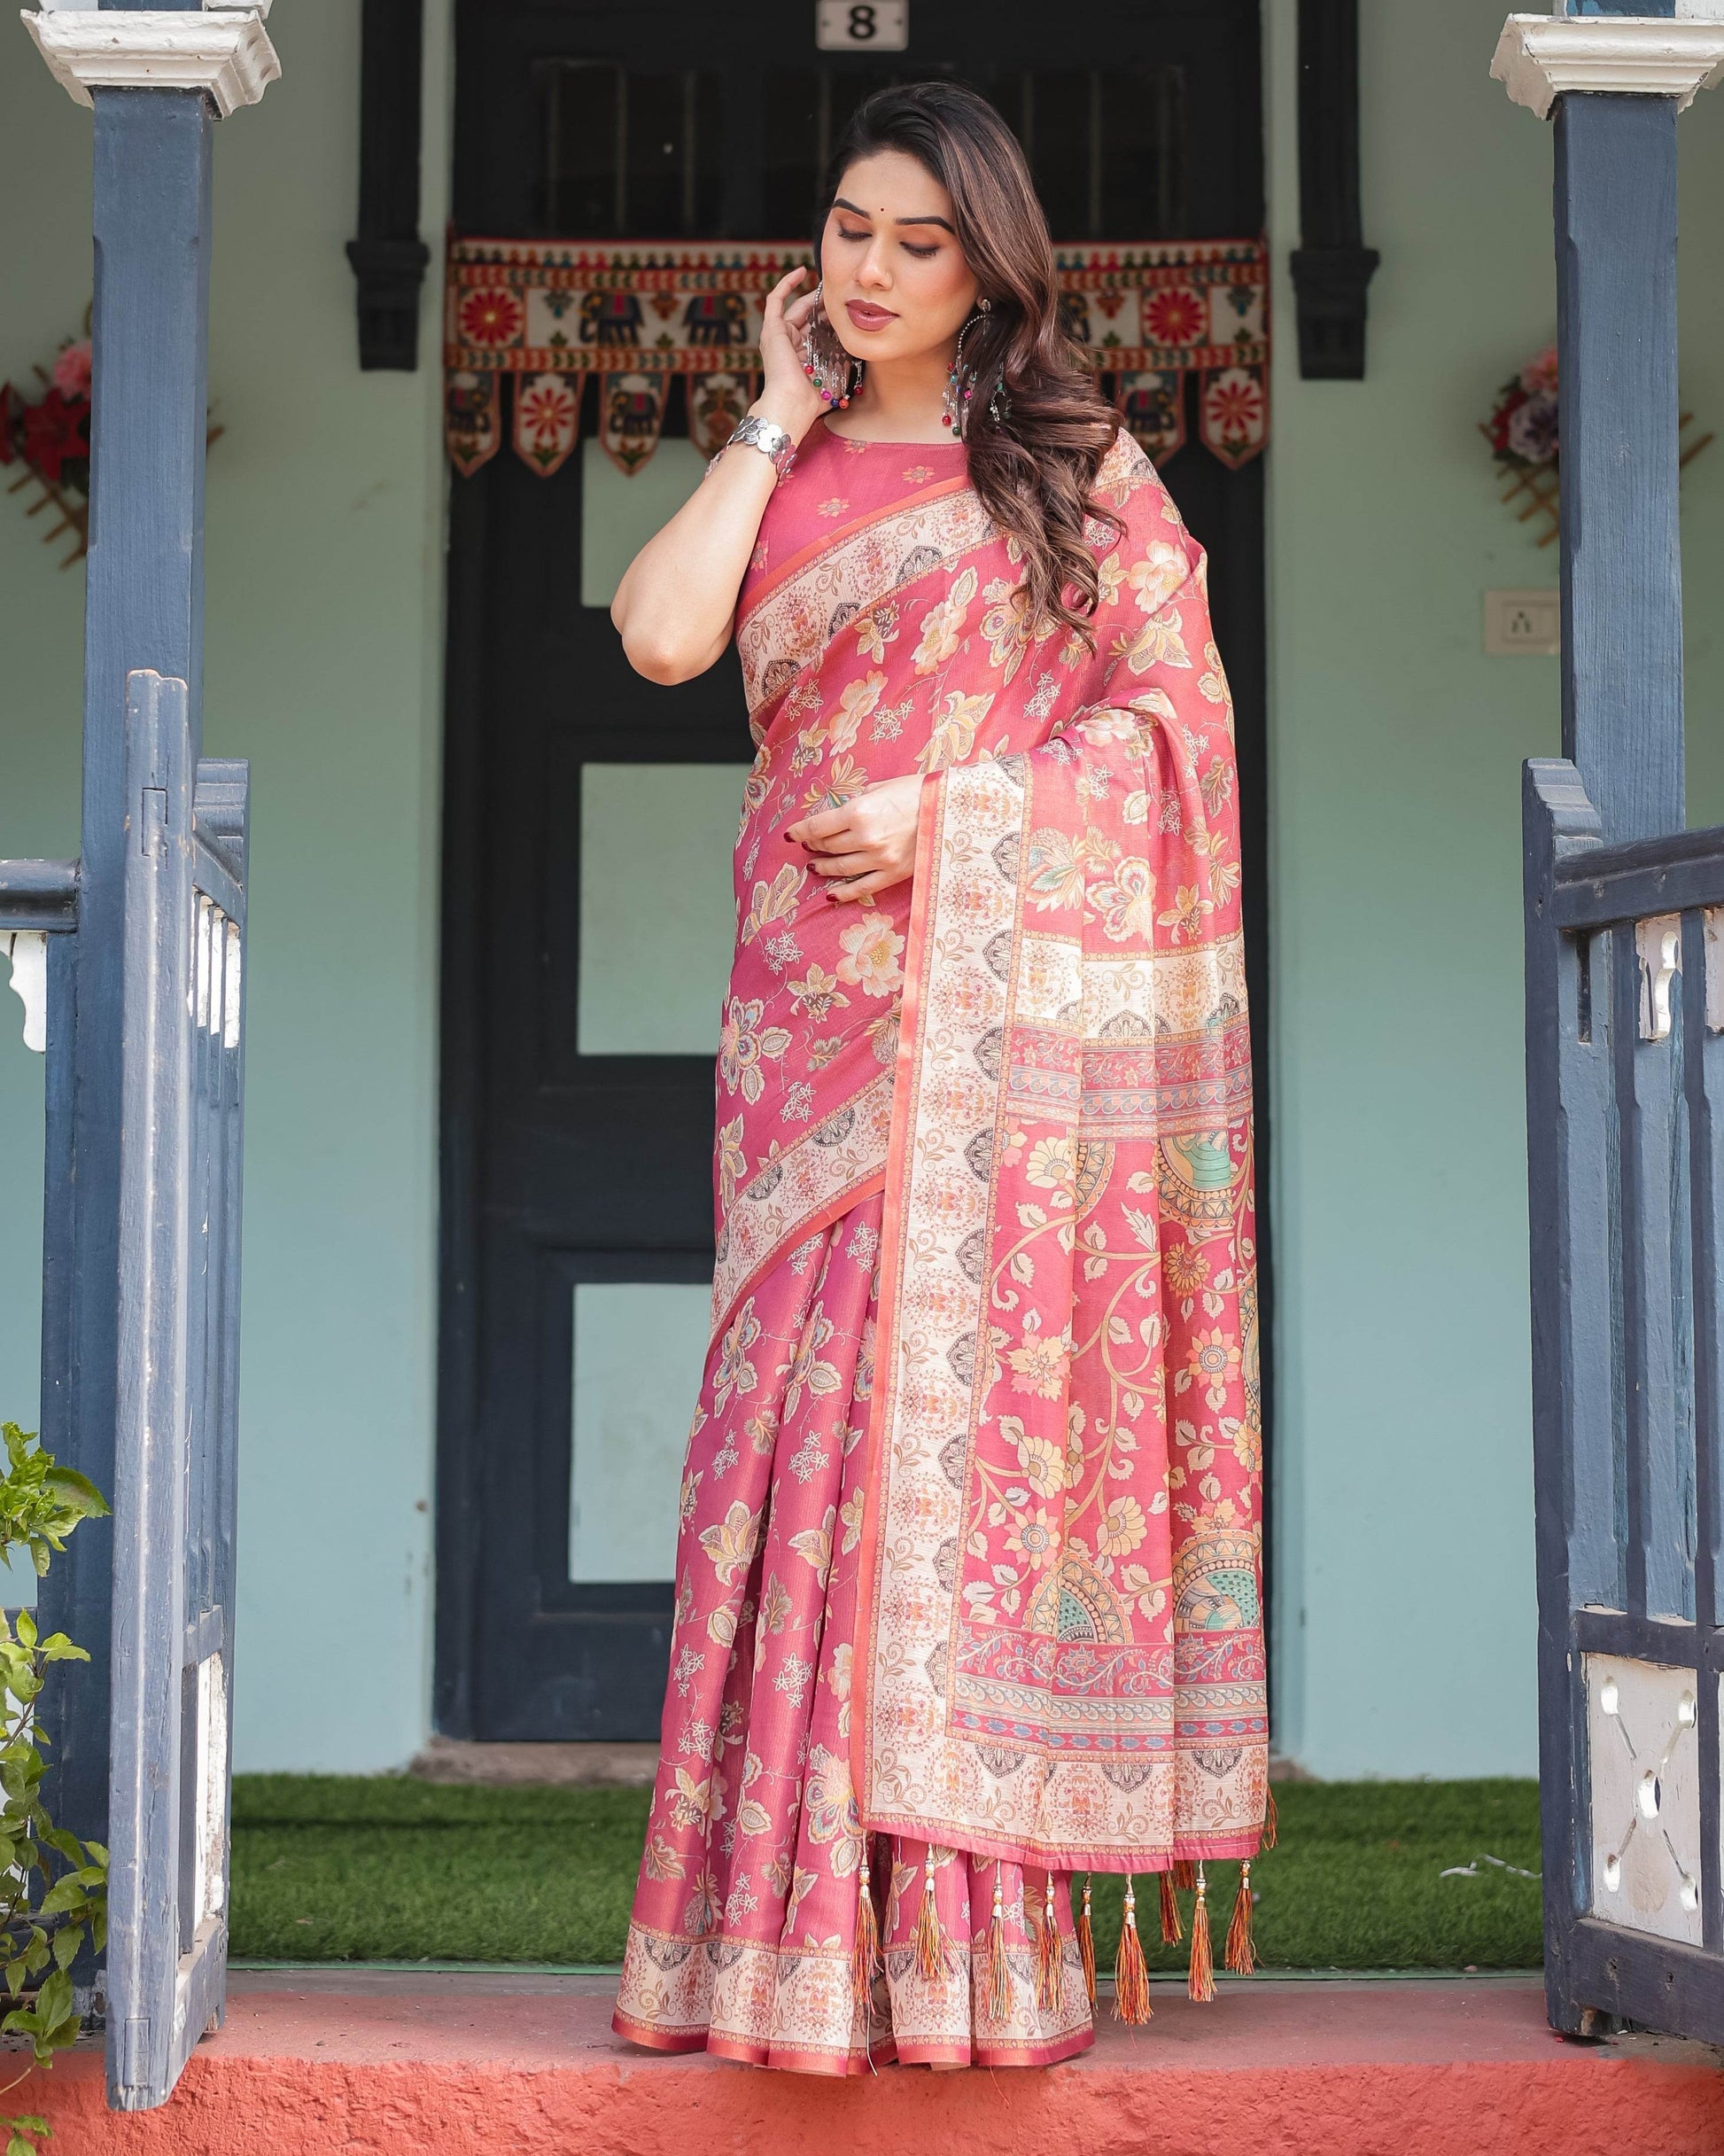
609, 83, 1266, 2074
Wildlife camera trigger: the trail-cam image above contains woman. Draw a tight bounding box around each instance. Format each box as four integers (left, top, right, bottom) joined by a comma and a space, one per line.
610, 82, 1266, 2074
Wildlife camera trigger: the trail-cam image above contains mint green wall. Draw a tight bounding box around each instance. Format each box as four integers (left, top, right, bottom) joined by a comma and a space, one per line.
1264, 0, 1724, 1777
4, 2, 1722, 1779
0, 0, 453, 1770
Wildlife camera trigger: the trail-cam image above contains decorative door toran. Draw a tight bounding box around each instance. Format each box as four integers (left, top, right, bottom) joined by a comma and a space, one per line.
441, 236, 1270, 479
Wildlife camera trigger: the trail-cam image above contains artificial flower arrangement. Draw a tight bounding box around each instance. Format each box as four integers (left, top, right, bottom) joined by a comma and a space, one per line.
1482, 339, 1711, 548
1482, 342, 1561, 547
0, 337, 91, 568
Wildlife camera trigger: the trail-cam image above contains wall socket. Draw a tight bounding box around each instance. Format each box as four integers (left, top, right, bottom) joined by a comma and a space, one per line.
1485, 588, 1560, 657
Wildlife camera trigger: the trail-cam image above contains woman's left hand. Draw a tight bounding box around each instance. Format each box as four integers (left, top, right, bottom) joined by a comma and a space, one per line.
786, 774, 924, 903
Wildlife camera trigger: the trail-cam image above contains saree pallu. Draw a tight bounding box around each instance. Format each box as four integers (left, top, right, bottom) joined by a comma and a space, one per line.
615, 420, 1265, 2072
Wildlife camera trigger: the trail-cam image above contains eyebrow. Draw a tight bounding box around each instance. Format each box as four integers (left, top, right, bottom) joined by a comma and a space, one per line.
833, 196, 955, 234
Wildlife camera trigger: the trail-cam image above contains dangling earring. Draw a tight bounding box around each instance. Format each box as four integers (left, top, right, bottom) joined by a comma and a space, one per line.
943, 297, 991, 440
802, 281, 861, 410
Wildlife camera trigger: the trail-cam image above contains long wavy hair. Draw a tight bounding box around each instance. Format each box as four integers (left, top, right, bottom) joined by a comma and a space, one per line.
820, 82, 1123, 641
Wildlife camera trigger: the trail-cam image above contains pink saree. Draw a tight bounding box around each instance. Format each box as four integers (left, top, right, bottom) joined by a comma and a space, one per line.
613, 417, 1266, 2074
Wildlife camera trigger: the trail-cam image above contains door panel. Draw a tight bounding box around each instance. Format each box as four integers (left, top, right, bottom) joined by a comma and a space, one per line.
578, 763, 751, 1055
439, 0, 1267, 1741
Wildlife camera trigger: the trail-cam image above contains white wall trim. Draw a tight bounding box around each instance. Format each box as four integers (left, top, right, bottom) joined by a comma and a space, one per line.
1492, 15, 1724, 119
21, 8, 281, 118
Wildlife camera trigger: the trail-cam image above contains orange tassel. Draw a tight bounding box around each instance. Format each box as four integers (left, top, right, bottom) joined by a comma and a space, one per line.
1159, 1868, 1184, 1945
1113, 1876, 1153, 2025
983, 1867, 1013, 2022
913, 1846, 949, 1980
1262, 1789, 1278, 1850
1171, 1858, 1197, 1891
853, 1852, 881, 2018
1224, 1860, 1256, 1976
1036, 1873, 1064, 2012
1076, 1875, 1097, 2006
1187, 1862, 1215, 2003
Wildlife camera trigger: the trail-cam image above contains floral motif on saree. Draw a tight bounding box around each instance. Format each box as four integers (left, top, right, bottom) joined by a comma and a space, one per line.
616, 418, 1264, 2070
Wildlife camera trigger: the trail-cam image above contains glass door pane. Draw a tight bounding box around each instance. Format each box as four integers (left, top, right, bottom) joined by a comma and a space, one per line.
578, 761, 750, 1055
569, 1280, 711, 1582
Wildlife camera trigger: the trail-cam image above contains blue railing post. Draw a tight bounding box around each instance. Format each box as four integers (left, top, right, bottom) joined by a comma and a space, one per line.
43, 60, 215, 1922
108, 671, 196, 2111
1555, 91, 1684, 841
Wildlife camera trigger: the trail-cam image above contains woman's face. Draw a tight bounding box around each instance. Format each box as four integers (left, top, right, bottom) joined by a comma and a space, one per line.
819, 149, 980, 363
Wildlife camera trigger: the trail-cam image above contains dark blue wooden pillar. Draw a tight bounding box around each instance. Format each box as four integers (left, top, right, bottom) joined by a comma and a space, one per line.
1555, 89, 1684, 842
40, 54, 212, 1879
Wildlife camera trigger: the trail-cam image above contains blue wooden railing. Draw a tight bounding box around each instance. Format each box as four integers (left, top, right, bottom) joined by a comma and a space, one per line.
0, 671, 249, 2107
1526, 764, 1724, 2034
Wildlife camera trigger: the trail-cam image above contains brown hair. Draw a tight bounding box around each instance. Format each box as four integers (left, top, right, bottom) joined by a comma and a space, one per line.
822, 82, 1123, 640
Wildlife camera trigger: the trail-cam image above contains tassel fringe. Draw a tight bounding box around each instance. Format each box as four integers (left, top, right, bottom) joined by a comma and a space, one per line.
984, 1868, 1012, 2022
1036, 1874, 1064, 2013
1076, 1875, 1096, 2006
1171, 1858, 1197, 1892
913, 1846, 949, 1980
1187, 1862, 1216, 2003
1159, 1867, 1184, 1945
1113, 1876, 1153, 2025
1262, 1788, 1279, 1850
1224, 1859, 1256, 1976
852, 1852, 881, 2019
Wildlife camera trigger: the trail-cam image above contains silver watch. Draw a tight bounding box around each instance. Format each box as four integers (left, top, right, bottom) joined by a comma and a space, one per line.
723, 413, 797, 480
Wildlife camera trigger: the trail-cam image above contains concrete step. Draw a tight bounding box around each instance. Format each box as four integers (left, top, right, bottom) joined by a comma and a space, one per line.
16, 1970, 1724, 2153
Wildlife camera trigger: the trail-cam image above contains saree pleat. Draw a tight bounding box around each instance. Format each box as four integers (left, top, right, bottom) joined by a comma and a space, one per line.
614, 1195, 1093, 2070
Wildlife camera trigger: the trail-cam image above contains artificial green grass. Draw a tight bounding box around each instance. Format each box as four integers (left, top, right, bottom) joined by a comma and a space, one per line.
229, 1773, 1543, 1971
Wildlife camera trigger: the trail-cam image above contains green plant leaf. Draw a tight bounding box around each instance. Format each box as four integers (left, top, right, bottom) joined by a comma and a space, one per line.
41, 1468, 107, 1519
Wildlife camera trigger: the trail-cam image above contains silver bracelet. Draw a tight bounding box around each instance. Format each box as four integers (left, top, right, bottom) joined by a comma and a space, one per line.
718, 413, 797, 481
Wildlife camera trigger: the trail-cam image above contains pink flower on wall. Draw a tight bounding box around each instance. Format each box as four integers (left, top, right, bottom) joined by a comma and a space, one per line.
50, 340, 91, 401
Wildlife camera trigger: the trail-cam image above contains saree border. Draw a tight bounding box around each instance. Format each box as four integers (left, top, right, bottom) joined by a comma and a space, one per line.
739, 467, 975, 626
710, 1070, 893, 1345
736, 479, 998, 721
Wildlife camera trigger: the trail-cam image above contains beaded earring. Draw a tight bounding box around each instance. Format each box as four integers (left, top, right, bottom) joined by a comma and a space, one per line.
943, 297, 992, 440
801, 283, 861, 409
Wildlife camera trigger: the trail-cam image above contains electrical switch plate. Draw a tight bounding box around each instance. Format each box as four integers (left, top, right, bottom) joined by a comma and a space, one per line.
1485, 588, 1560, 656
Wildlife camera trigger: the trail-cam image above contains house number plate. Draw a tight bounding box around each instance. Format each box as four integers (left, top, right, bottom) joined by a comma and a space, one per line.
816, 1, 908, 50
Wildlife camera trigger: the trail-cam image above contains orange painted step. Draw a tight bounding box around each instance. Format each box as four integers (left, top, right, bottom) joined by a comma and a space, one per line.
16, 1971, 1724, 2154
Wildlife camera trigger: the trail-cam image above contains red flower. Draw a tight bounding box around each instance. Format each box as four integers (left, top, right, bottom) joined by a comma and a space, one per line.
1145, 288, 1207, 347
1488, 382, 1528, 455
22, 388, 89, 485
458, 287, 524, 347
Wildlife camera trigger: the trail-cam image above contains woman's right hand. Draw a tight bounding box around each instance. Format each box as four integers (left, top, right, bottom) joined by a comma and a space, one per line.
754, 267, 828, 444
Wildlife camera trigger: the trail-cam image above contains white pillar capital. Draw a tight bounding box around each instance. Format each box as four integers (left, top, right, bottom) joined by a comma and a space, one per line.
1492, 13, 1724, 117
21, 5, 281, 117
